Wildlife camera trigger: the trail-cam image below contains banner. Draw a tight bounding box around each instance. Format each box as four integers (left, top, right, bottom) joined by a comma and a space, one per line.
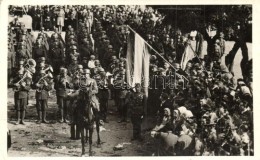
126, 29, 151, 96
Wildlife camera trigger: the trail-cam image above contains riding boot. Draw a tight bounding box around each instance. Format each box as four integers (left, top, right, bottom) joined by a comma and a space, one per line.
20, 111, 25, 125
59, 109, 64, 123
15, 111, 20, 125
42, 111, 49, 123
36, 110, 42, 124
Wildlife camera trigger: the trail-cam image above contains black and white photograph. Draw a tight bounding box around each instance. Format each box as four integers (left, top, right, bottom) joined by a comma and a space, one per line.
4, 3, 256, 157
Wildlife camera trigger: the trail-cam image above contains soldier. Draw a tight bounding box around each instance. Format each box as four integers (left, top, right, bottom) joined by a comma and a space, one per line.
34, 70, 53, 124
32, 41, 48, 61
96, 68, 110, 123
126, 83, 145, 141
88, 55, 96, 69
12, 70, 32, 125
54, 68, 73, 123
67, 56, 79, 77
49, 39, 65, 75
117, 70, 128, 123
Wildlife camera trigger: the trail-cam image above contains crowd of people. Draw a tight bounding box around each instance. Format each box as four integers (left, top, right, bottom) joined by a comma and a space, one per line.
8, 5, 253, 156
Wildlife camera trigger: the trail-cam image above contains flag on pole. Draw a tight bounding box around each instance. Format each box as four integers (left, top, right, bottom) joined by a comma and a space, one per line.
126, 28, 151, 96
180, 44, 195, 70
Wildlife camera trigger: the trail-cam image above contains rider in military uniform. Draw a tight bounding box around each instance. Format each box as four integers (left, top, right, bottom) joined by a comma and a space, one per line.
12, 69, 32, 125
34, 70, 53, 124
126, 83, 145, 141
54, 68, 73, 123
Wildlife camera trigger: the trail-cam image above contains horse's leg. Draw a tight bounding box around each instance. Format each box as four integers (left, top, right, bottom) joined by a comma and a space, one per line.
85, 128, 88, 143
96, 119, 101, 147
80, 127, 85, 156
95, 110, 101, 147
89, 126, 94, 156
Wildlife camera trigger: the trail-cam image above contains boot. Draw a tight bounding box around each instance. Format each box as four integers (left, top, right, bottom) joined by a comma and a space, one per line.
15, 111, 20, 125
70, 125, 76, 139
42, 111, 49, 123
36, 110, 42, 124
59, 109, 64, 123
20, 111, 25, 125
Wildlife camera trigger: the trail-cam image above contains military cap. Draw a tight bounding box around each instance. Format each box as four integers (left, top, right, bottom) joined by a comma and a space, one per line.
19, 60, 24, 65
71, 45, 77, 50
39, 57, 46, 61
90, 55, 95, 59
108, 45, 113, 49
77, 65, 83, 69
111, 55, 117, 60
61, 68, 67, 73
83, 69, 91, 74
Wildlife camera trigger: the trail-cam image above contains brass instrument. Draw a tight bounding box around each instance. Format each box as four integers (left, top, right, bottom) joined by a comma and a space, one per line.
36, 72, 53, 92
43, 65, 53, 73
13, 72, 32, 92
23, 59, 36, 75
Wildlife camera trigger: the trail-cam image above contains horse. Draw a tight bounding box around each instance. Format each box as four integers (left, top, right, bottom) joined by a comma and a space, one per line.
74, 89, 101, 156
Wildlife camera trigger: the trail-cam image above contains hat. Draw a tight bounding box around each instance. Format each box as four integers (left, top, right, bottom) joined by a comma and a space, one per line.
161, 92, 169, 100
90, 55, 95, 59
173, 63, 180, 69
111, 56, 117, 60
99, 68, 105, 72
108, 45, 113, 49
83, 69, 91, 74
19, 60, 24, 65
71, 45, 77, 50
39, 57, 46, 61
77, 65, 83, 69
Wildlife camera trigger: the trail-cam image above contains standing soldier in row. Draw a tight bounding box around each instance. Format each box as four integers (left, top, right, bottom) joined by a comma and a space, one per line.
96, 68, 110, 123
126, 83, 145, 141
54, 68, 73, 123
49, 39, 65, 75
12, 70, 32, 125
34, 70, 53, 124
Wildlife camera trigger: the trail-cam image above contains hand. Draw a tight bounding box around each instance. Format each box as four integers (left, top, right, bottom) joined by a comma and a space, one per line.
44, 81, 48, 86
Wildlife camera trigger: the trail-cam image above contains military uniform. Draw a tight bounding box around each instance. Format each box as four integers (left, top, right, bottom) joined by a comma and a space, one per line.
12, 71, 31, 125
49, 41, 65, 75
54, 69, 73, 123
34, 71, 53, 123
126, 84, 144, 140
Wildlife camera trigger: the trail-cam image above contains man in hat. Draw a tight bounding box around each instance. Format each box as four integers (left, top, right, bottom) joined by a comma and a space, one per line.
49, 39, 65, 75
12, 69, 32, 125
126, 83, 145, 141
54, 68, 73, 123
96, 68, 110, 122
67, 56, 79, 76
33, 41, 48, 61
34, 70, 53, 124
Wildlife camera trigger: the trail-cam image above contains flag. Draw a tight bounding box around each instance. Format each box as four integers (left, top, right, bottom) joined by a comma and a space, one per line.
126, 27, 151, 119
180, 44, 195, 70
126, 29, 151, 96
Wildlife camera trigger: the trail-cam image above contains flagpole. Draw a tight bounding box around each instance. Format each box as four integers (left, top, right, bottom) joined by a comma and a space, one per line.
127, 25, 189, 82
